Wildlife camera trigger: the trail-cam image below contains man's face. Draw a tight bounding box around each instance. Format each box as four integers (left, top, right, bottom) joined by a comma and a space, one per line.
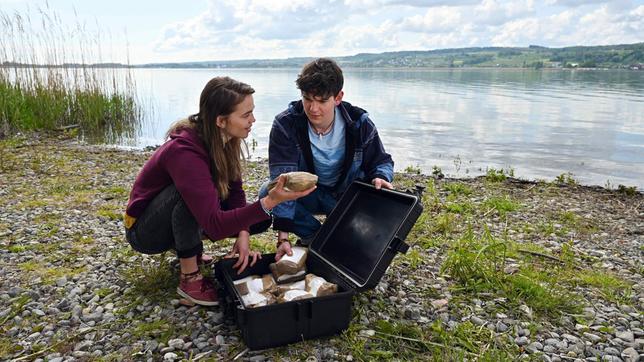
301, 91, 343, 127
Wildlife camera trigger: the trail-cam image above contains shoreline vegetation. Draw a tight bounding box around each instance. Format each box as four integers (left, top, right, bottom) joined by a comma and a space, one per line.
2, 43, 643, 70
0, 7, 140, 143
0, 133, 642, 361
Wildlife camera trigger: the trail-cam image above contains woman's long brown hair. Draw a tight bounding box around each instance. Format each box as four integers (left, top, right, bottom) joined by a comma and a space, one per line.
166, 77, 254, 200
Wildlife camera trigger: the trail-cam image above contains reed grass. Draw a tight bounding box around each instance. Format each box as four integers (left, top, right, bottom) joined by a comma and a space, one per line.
0, 5, 140, 143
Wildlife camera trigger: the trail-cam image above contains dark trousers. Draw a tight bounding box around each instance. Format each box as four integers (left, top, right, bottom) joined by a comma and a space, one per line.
126, 185, 271, 258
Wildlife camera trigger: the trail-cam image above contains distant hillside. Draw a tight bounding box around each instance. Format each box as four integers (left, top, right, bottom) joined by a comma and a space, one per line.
137, 43, 644, 69
3, 43, 642, 69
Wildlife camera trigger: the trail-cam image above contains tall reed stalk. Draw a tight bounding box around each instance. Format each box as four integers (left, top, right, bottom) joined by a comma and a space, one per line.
0, 4, 140, 143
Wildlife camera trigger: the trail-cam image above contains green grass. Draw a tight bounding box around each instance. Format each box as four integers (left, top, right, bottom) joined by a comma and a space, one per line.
442, 229, 582, 317
120, 254, 177, 303
443, 182, 473, 196
398, 248, 424, 269
338, 319, 516, 361
485, 168, 514, 182
404, 164, 422, 174
97, 205, 123, 221
0, 7, 140, 141
482, 196, 521, 216
18, 261, 87, 285
131, 320, 189, 345
554, 172, 578, 186
575, 270, 634, 304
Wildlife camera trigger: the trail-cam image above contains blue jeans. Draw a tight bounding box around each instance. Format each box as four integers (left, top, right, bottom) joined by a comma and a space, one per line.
259, 181, 338, 242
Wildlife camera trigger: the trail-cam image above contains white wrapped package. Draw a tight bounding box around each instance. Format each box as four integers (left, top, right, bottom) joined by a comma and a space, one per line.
275, 279, 306, 295
241, 291, 276, 308
271, 247, 308, 275
278, 289, 313, 303
305, 274, 338, 297
234, 274, 276, 295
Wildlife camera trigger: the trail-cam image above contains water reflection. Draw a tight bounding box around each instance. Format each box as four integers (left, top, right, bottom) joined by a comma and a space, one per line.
124, 68, 643, 190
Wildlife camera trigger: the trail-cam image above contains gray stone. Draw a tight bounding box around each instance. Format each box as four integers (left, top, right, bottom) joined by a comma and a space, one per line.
526, 342, 543, 354
620, 347, 639, 362
615, 330, 634, 342
471, 316, 486, 326
32, 308, 45, 316
145, 340, 159, 352
601, 356, 623, 362
74, 340, 93, 351
8, 286, 23, 297
160, 347, 175, 354
543, 345, 558, 353
167, 338, 184, 350
163, 352, 178, 361
583, 332, 602, 343
249, 355, 266, 362
72, 351, 90, 358
563, 334, 580, 343
515, 336, 529, 346
215, 335, 225, 345
81, 312, 103, 322
545, 338, 559, 346
604, 347, 620, 356
556, 340, 568, 350
496, 321, 509, 332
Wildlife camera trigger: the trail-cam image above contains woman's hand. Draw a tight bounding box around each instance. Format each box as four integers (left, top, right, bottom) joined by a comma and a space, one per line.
225, 231, 261, 274
261, 175, 316, 210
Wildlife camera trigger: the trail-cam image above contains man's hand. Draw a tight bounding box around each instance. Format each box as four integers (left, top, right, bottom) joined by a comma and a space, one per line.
225, 231, 261, 274
275, 240, 293, 261
275, 231, 293, 261
372, 177, 393, 190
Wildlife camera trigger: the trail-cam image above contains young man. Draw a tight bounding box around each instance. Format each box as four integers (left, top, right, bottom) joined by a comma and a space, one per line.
261, 58, 394, 260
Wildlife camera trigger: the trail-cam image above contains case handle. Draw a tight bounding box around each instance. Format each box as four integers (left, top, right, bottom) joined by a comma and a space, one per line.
389, 236, 409, 254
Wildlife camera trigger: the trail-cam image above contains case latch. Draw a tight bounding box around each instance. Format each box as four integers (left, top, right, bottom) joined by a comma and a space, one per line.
389, 236, 409, 254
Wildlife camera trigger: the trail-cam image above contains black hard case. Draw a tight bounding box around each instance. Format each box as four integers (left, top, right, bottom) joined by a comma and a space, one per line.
215, 181, 423, 350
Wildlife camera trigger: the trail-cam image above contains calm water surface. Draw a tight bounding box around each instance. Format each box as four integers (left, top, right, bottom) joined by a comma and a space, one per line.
122, 68, 644, 190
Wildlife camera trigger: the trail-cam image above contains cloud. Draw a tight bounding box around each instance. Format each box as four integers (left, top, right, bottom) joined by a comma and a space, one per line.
151, 0, 644, 62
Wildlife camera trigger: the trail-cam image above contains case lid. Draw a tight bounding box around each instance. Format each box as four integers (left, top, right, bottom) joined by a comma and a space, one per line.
309, 181, 420, 290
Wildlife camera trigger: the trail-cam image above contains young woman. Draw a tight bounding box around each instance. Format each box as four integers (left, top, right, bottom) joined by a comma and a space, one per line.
124, 77, 315, 306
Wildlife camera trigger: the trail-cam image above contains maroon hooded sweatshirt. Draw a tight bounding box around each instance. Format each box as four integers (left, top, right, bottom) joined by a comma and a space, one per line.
125, 128, 269, 240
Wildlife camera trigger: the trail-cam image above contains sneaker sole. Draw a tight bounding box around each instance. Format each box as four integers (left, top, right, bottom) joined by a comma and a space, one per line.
176, 287, 219, 307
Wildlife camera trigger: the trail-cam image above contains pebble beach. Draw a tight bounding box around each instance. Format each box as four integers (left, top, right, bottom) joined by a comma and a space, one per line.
0, 134, 642, 361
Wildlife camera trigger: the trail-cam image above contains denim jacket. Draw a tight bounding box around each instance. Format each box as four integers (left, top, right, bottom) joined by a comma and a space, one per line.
268, 100, 394, 232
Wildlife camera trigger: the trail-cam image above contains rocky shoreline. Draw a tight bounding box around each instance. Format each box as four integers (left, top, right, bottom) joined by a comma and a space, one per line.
0, 134, 642, 361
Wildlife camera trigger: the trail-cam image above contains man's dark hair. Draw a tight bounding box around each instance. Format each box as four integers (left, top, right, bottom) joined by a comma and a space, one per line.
296, 58, 343, 98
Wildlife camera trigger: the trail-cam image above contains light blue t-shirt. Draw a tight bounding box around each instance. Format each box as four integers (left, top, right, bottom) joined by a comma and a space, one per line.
308, 107, 345, 187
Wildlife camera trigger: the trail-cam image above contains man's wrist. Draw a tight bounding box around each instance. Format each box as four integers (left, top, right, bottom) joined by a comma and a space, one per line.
276, 238, 291, 249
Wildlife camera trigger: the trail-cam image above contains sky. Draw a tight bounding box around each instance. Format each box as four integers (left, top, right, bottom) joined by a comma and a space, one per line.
1, 0, 643, 64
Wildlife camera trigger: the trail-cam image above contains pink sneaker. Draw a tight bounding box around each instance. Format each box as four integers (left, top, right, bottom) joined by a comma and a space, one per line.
177, 272, 219, 306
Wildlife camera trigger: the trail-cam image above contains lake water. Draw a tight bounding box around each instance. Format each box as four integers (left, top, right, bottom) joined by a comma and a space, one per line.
121, 68, 644, 190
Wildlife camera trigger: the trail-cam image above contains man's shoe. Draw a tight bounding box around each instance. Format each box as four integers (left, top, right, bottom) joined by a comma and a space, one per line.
177, 272, 219, 306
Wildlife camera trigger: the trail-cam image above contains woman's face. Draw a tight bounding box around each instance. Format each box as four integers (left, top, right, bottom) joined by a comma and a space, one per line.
217, 95, 255, 139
